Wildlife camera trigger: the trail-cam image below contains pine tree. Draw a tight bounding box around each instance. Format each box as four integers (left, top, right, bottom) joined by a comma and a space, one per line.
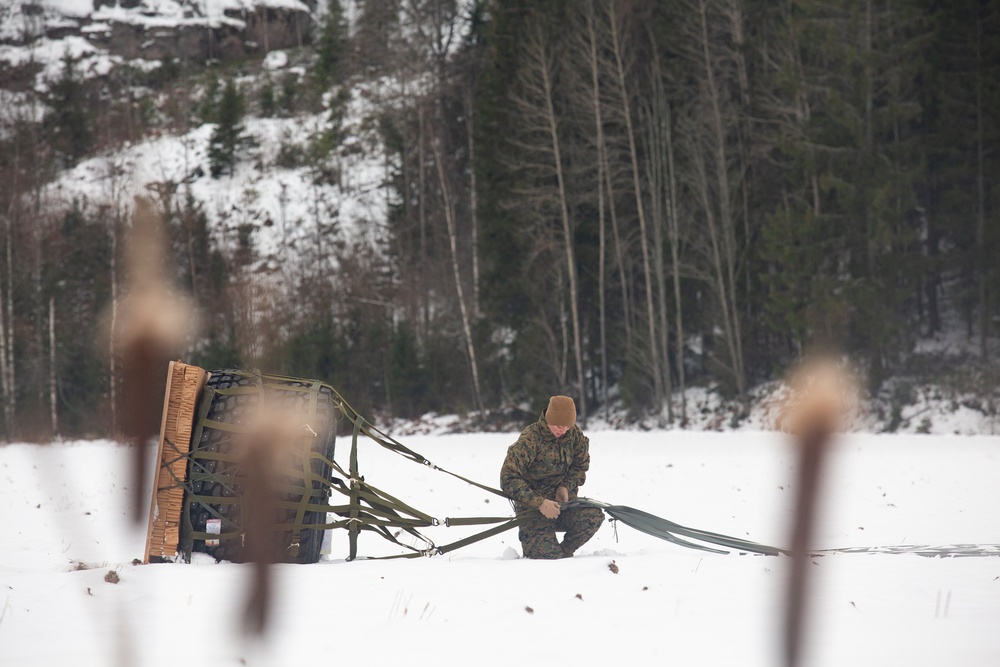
208, 78, 247, 178
259, 78, 276, 117
756, 0, 929, 383
280, 72, 298, 114
923, 0, 1000, 358
44, 52, 93, 167
313, 0, 348, 94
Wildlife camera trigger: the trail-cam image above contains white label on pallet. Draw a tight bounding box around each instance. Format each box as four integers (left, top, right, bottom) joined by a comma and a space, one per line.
206, 518, 221, 547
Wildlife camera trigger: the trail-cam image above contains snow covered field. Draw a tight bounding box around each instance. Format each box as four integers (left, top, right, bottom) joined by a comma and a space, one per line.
1, 430, 998, 666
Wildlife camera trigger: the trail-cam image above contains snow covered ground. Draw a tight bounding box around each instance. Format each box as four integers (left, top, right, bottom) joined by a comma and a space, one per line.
1, 429, 998, 666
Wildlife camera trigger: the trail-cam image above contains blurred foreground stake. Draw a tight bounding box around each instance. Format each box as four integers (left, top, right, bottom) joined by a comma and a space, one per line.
781, 359, 854, 667
115, 198, 193, 524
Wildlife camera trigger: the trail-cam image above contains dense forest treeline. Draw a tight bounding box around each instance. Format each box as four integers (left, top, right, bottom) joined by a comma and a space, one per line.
0, 0, 998, 439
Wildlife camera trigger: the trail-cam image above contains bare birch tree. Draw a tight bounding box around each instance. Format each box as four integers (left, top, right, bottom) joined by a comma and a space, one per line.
575, 0, 611, 417
0, 210, 10, 435
48, 296, 57, 436
508, 21, 587, 421
464, 82, 481, 319
608, 1, 665, 411
670, 0, 747, 399
643, 28, 697, 422
430, 132, 484, 415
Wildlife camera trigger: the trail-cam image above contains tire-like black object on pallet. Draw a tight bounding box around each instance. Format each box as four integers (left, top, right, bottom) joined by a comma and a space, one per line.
185, 371, 339, 564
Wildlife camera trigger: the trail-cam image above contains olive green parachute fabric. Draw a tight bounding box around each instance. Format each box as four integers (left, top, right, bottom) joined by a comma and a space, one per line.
563, 498, 785, 556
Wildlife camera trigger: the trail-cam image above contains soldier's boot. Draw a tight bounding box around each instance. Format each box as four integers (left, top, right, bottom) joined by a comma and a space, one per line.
519, 516, 563, 559
558, 506, 604, 557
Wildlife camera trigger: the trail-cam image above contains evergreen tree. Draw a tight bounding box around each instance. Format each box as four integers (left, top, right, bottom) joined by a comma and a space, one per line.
208, 78, 247, 178
923, 0, 1000, 358
313, 0, 348, 94
43, 202, 113, 435
280, 72, 298, 114
756, 0, 929, 385
259, 77, 276, 117
44, 53, 93, 167
197, 75, 221, 124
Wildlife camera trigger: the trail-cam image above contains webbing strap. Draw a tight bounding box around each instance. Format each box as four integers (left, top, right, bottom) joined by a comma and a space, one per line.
368, 515, 528, 560
426, 465, 510, 500
160, 436, 240, 533
347, 415, 363, 561
356, 482, 436, 525
443, 516, 517, 527
435, 516, 526, 555
199, 418, 248, 434
288, 379, 323, 557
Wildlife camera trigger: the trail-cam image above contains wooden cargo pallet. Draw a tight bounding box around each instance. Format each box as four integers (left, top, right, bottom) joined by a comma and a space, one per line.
143, 361, 209, 563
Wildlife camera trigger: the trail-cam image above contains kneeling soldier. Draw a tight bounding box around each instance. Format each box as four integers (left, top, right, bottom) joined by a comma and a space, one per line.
500, 396, 604, 559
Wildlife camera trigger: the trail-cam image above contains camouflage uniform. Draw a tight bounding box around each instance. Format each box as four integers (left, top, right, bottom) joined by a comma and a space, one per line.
500, 415, 604, 559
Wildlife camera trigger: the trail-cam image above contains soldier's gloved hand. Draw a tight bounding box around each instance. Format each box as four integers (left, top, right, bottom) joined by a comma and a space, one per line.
555, 486, 569, 504
539, 499, 561, 520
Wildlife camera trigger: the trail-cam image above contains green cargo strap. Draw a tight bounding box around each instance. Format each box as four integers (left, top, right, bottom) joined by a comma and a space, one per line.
369, 515, 527, 560
436, 516, 527, 555
346, 415, 363, 561
199, 418, 256, 434
425, 464, 510, 501
355, 483, 436, 525
288, 380, 323, 558
358, 525, 435, 558
203, 385, 260, 396
442, 516, 518, 527
190, 495, 240, 506
183, 384, 218, 561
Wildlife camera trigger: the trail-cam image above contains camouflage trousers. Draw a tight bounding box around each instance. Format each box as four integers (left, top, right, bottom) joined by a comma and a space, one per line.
519, 505, 604, 559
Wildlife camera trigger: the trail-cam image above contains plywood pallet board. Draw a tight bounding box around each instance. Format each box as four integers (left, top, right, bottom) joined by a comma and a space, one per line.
143, 361, 209, 563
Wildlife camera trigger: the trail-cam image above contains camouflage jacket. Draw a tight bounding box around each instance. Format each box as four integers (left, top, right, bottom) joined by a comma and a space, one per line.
500, 415, 591, 513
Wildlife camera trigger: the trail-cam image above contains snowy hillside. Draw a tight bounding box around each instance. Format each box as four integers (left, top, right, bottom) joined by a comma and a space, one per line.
44, 80, 392, 267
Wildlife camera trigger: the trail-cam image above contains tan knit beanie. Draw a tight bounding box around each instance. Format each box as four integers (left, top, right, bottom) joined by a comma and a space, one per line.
545, 395, 577, 427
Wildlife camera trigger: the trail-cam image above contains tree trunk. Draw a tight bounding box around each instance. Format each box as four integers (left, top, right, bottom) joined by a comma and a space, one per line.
49, 296, 57, 436
726, 0, 754, 310
464, 83, 481, 319
644, 45, 679, 421
5, 210, 13, 434
697, 0, 745, 399
648, 35, 683, 422
641, 102, 674, 421
974, 11, 988, 360
110, 220, 119, 435
665, 98, 687, 424
542, 33, 586, 423
431, 134, 484, 416
583, 0, 610, 418
610, 1, 663, 410
418, 104, 428, 342
0, 219, 8, 436
603, 130, 632, 347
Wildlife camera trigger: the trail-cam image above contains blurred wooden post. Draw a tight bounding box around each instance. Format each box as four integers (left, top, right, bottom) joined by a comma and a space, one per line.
779, 358, 853, 667
114, 198, 193, 524
783, 420, 834, 667
241, 404, 298, 635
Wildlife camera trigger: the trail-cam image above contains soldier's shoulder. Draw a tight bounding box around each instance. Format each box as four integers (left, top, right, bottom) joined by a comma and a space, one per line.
514, 421, 545, 444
